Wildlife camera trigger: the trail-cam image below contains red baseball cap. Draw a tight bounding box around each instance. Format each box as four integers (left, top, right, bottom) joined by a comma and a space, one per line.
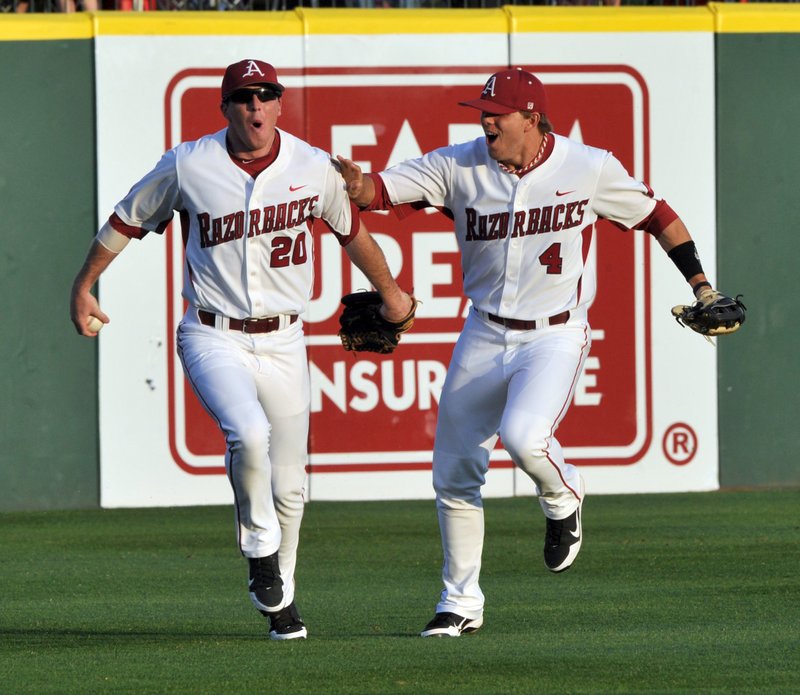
221, 59, 285, 99
459, 69, 548, 115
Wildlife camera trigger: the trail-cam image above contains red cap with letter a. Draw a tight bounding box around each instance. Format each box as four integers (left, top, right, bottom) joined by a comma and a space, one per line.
221, 59, 285, 99
459, 68, 548, 115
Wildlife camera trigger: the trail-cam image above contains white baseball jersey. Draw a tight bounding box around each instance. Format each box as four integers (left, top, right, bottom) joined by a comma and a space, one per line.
112, 127, 354, 319
378, 133, 659, 320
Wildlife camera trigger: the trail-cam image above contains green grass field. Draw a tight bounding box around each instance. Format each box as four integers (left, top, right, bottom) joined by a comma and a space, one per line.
2, 489, 798, 694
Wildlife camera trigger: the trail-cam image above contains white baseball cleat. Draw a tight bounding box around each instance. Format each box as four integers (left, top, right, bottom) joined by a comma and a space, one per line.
420, 612, 483, 638
267, 602, 308, 641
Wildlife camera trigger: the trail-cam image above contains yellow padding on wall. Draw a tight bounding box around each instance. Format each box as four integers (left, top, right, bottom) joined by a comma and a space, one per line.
3, 4, 799, 41
93, 10, 302, 36
709, 3, 800, 33
508, 6, 713, 33
95, 8, 507, 37
0, 14, 91, 41
297, 8, 507, 35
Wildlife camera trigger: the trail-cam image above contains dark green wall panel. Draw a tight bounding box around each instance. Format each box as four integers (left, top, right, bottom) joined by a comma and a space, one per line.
0, 40, 99, 510
716, 34, 800, 488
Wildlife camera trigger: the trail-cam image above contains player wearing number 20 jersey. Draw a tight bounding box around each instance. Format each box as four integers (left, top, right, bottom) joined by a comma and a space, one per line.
70, 59, 413, 641
111, 127, 351, 319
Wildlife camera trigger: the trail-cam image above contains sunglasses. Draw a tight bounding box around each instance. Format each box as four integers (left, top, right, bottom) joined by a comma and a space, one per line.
227, 87, 280, 104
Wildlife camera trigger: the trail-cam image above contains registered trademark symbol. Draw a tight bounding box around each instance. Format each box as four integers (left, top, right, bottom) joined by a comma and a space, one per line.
662, 422, 698, 465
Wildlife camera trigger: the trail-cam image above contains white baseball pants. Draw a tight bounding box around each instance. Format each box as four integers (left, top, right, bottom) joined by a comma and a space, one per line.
432, 309, 590, 618
176, 308, 309, 608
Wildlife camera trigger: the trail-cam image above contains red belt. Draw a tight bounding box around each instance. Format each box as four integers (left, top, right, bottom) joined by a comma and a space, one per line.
198, 309, 298, 334
487, 311, 570, 331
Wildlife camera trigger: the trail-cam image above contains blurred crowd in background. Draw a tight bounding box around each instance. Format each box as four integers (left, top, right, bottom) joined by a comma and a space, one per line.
4, 0, 796, 14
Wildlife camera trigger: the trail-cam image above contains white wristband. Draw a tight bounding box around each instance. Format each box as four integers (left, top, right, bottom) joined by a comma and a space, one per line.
96, 221, 131, 254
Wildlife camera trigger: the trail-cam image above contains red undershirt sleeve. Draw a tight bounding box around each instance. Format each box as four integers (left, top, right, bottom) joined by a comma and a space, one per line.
636, 199, 679, 239
362, 173, 391, 212
109, 212, 170, 239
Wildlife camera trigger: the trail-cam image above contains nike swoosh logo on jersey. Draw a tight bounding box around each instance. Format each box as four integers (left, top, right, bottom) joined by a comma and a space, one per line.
556, 189, 575, 196
289, 184, 307, 192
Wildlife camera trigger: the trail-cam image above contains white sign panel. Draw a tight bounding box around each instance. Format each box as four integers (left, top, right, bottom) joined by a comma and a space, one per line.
95, 27, 717, 508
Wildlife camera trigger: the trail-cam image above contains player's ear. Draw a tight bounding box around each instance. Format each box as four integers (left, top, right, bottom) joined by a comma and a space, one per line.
220, 100, 229, 119
523, 111, 540, 133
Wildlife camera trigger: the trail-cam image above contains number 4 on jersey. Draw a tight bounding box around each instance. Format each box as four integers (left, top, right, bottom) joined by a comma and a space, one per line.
539, 242, 563, 274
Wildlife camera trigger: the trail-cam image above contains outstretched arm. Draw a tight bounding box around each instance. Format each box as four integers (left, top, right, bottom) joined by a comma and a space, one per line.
658, 216, 746, 337
70, 226, 129, 337
343, 220, 413, 321
656, 217, 712, 299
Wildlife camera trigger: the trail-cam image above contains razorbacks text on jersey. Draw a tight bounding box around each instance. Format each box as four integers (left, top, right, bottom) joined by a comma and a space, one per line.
374, 133, 673, 321
110, 128, 356, 318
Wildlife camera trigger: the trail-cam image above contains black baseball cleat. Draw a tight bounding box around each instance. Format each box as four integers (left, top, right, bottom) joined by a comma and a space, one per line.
248, 552, 284, 612
420, 612, 483, 638
265, 601, 307, 641
544, 498, 583, 573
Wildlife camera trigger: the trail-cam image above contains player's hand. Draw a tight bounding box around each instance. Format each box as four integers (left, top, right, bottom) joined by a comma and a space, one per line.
70, 288, 109, 337
335, 156, 365, 201
380, 291, 415, 323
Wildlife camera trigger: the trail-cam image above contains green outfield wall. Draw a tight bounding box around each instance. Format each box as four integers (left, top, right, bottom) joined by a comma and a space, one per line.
0, 6, 797, 511
715, 24, 800, 488
0, 18, 99, 511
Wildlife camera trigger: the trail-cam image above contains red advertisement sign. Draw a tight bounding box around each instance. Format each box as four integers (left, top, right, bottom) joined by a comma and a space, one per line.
164, 66, 651, 475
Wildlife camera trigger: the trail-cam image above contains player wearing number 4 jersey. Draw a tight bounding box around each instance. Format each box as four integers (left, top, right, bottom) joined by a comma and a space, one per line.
70, 59, 413, 640
338, 68, 725, 638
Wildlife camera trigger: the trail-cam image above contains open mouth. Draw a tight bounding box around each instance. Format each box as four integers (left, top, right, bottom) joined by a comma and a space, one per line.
485, 131, 499, 144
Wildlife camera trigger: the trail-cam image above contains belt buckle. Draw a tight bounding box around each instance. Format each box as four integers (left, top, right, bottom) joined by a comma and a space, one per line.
241, 317, 260, 333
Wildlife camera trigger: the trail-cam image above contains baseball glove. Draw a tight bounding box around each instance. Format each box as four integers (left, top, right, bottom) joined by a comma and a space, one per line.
338, 291, 417, 354
671, 289, 747, 337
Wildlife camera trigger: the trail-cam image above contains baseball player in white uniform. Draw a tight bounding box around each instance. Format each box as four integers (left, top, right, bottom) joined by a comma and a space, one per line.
338, 68, 716, 637
70, 59, 413, 640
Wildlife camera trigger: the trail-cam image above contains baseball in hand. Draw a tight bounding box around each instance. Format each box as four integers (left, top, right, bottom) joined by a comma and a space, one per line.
87, 316, 104, 332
